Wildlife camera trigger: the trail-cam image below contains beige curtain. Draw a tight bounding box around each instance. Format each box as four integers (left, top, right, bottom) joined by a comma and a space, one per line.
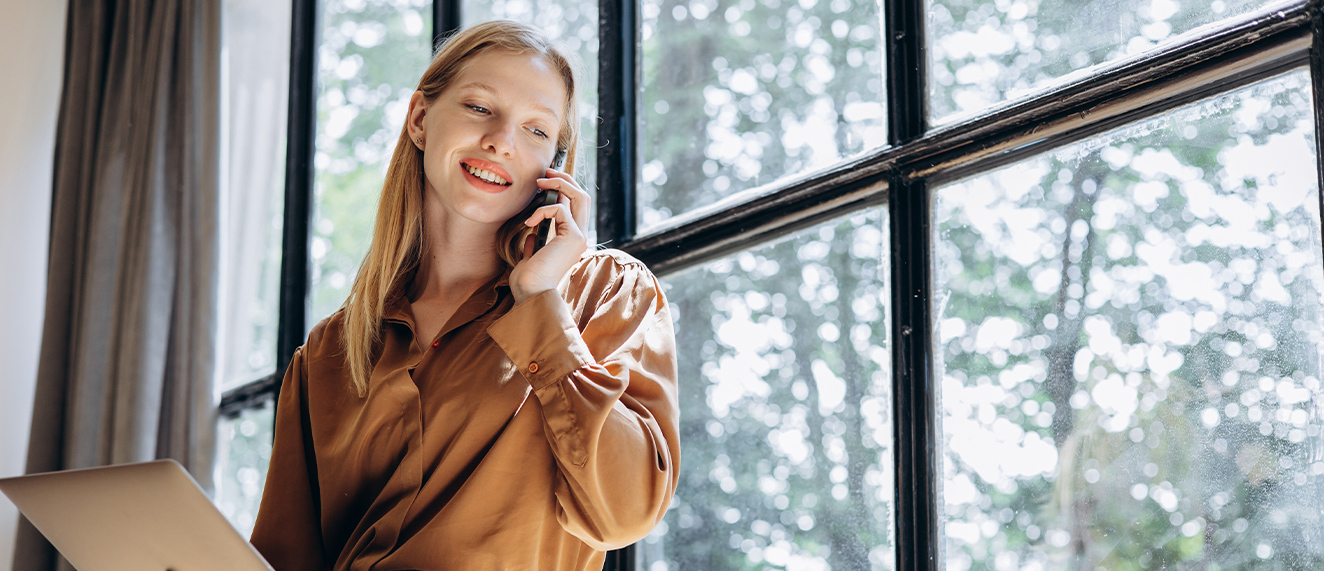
14, 0, 221, 569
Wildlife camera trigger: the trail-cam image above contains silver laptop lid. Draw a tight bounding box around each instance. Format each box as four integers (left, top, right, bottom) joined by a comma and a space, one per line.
0, 459, 272, 571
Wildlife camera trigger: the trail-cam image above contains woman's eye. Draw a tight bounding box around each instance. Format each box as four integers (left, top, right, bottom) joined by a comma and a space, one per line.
530, 127, 549, 139
466, 104, 489, 114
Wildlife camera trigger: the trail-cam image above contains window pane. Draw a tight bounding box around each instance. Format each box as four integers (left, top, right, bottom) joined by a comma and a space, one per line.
643, 208, 894, 569
462, 1, 599, 221
638, 0, 886, 231
309, 0, 432, 327
928, 0, 1288, 124
215, 399, 275, 538
218, 0, 290, 389
934, 70, 1322, 569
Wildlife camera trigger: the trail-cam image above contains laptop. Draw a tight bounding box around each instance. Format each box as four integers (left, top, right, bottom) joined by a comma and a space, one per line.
0, 459, 273, 571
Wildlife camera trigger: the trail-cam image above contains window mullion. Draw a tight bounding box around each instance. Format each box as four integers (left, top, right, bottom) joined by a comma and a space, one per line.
273, 0, 319, 397
885, 0, 928, 145
889, 175, 938, 571
433, 0, 461, 50
219, 370, 285, 418
885, 0, 934, 567
1312, 7, 1324, 214
595, 0, 637, 248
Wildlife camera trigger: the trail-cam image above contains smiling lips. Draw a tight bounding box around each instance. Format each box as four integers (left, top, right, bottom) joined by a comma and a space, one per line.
460, 160, 512, 191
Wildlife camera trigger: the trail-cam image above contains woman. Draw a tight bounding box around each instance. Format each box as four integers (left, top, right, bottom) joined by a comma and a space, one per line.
249, 21, 679, 570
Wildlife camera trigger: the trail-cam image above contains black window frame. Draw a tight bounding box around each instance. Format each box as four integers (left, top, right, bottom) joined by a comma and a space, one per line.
219, 0, 1324, 569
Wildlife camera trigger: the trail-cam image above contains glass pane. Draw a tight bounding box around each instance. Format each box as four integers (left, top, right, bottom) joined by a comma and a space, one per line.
309, 0, 432, 327
638, 0, 887, 231
218, 0, 290, 389
928, 0, 1288, 124
643, 208, 894, 569
935, 70, 1322, 569
462, 1, 599, 224
215, 399, 275, 538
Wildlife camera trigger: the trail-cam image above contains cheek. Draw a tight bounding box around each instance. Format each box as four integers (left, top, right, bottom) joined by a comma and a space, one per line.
420, 144, 460, 190
512, 187, 539, 214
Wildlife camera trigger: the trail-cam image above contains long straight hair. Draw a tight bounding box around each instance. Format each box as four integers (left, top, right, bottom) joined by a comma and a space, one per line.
340, 21, 581, 397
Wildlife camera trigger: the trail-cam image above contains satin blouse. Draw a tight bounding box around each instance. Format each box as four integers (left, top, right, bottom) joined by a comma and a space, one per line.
248, 249, 680, 570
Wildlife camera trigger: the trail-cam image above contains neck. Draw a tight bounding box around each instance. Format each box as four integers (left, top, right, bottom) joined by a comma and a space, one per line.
410, 187, 506, 301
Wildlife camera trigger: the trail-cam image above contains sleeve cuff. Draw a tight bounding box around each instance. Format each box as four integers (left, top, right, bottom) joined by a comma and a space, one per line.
487, 288, 595, 390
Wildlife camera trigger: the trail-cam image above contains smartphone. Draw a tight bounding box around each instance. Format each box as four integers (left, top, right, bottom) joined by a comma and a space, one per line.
533, 189, 560, 252
532, 150, 568, 253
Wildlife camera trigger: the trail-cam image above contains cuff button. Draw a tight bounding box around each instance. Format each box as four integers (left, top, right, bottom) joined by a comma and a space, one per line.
528, 362, 540, 373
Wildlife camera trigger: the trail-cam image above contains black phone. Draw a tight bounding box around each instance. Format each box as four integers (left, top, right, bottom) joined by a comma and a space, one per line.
532, 150, 568, 253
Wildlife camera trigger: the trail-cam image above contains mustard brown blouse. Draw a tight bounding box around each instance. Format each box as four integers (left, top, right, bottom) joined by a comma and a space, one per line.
249, 249, 680, 570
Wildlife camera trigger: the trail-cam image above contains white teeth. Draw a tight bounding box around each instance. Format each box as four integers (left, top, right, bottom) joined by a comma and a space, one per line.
464, 163, 509, 185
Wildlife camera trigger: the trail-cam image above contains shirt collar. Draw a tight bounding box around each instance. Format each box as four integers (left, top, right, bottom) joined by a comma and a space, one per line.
382, 264, 512, 325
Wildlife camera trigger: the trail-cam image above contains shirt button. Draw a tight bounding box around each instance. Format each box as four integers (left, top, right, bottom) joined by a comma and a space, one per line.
431, 340, 440, 348
528, 362, 540, 373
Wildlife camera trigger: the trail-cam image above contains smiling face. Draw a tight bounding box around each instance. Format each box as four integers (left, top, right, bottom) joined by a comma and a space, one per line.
410, 49, 567, 228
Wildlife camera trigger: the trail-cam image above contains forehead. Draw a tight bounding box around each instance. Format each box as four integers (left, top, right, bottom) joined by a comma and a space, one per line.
449, 50, 566, 122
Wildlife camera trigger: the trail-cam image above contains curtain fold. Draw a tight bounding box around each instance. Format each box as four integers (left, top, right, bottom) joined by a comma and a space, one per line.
14, 0, 221, 569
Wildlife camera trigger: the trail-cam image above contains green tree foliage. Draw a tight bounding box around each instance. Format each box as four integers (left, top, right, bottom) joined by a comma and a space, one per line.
645, 211, 896, 570
639, 0, 886, 228
309, 0, 433, 324
935, 71, 1324, 570
929, 0, 1272, 121
636, 21, 895, 564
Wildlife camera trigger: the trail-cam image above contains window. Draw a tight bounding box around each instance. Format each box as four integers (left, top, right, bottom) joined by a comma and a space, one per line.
641, 208, 895, 569
637, 0, 887, 229
308, 0, 433, 325
935, 69, 1321, 568
927, 0, 1293, 123
216, 0, 1324, 568
214, 0, 290, 536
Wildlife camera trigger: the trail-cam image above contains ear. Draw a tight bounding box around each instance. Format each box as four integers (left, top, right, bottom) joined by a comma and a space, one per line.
406, 90, 428, 150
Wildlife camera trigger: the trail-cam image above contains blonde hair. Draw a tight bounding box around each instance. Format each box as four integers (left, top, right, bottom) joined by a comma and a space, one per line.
340, 20, 581, 397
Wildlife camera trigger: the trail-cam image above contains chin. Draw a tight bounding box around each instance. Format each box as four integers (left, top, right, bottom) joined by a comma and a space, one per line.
456, 197, 527, 226
433, 175, 526, 223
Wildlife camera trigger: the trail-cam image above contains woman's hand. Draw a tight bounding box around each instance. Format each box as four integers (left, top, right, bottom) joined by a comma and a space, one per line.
509, 168, 592, 304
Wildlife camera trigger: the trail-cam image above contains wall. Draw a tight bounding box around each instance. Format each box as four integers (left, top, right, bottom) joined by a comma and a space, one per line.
0, 1, 68, 569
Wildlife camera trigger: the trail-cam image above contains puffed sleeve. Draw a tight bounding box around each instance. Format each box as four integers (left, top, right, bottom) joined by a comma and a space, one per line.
486, 252, 680, 550
250, 347, 328, 569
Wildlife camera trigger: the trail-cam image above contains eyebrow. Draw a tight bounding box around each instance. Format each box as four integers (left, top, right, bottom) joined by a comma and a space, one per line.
456, 81, 560, 121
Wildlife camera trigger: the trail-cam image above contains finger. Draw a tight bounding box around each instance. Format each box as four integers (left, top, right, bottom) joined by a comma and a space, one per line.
522, 233, 535, 260
536, 178, 589, 218
540, 169, 588, 202
564, 191, 590, 238
537, 175, 591, 233
544, 167, 575, 183
524, 203, 587, 253
524, 202, 576, 229
536, 173, 587, 201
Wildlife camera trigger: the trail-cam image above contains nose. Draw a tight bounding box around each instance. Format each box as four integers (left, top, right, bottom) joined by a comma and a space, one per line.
481, 118, 518, 157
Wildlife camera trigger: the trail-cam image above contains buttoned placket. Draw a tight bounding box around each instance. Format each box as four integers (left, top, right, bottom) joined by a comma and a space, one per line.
375, 276, 510, 562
